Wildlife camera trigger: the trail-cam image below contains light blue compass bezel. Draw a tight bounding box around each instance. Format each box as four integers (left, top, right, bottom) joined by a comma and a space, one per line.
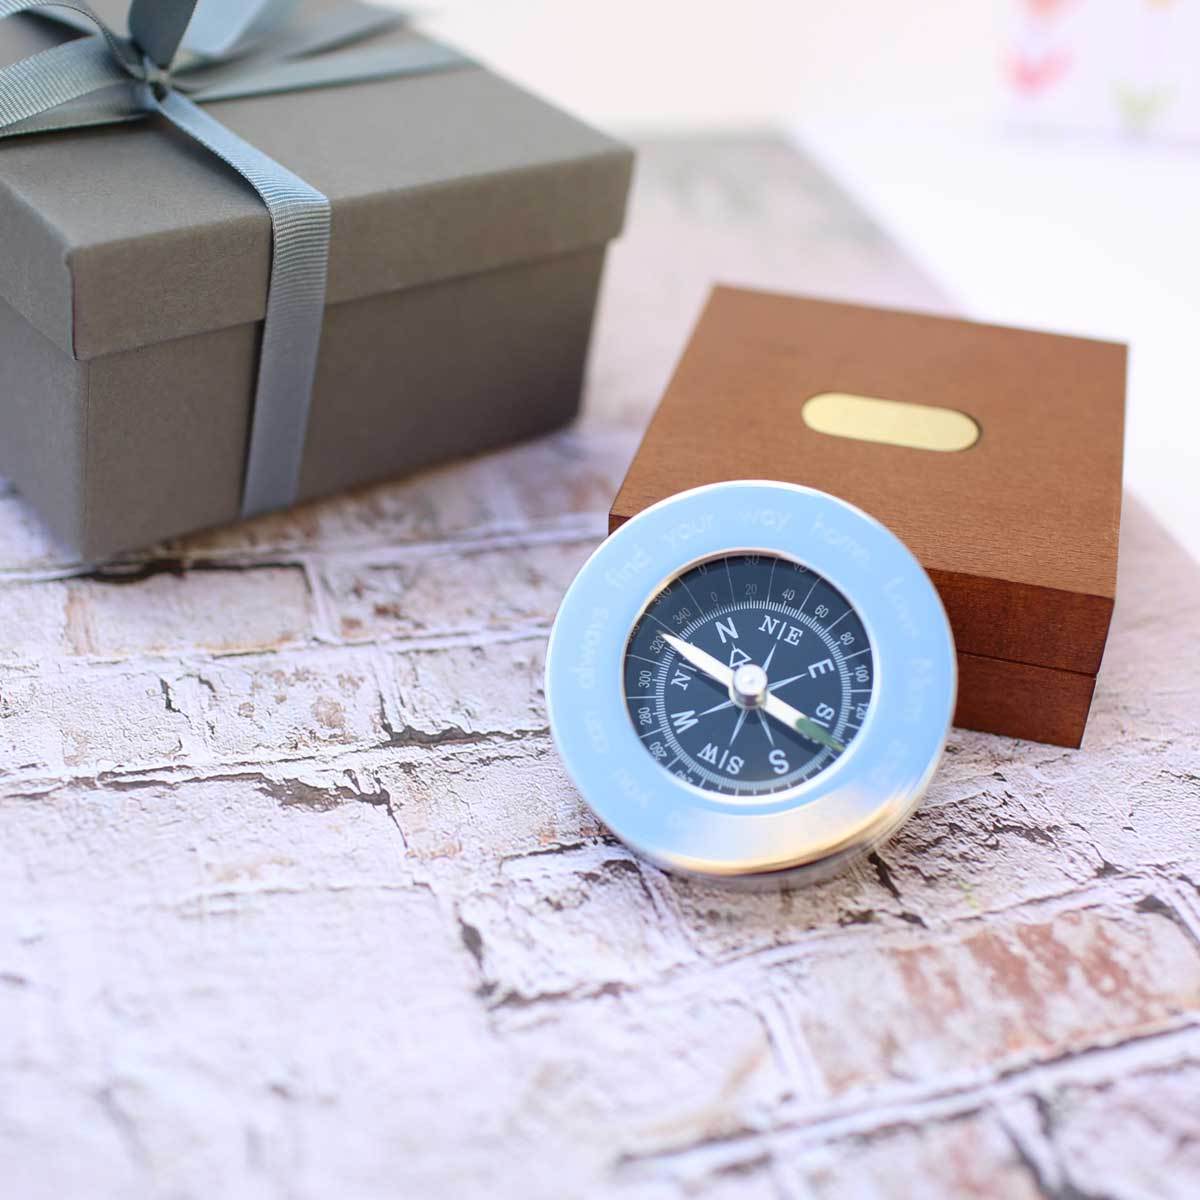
544, 481, 957, 881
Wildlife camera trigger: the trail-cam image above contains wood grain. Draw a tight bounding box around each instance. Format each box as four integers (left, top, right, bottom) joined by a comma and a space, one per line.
954, 651, 1095, 748
0, 136, 1195, 1200
611, 285, 1127, 745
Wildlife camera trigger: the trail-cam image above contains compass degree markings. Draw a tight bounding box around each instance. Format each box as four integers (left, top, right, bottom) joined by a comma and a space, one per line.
630, 554, 871, 795
662, 633, 846, 754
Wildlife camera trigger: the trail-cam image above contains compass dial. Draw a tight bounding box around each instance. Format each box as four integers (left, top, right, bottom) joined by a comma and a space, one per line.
623, 553, 873, 797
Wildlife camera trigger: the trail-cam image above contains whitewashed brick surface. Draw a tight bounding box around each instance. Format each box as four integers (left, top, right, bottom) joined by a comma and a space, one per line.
1, 138, 1198, 1200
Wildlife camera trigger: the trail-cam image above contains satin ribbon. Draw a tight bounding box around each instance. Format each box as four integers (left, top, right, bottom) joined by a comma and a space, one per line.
0, 0, 467, 517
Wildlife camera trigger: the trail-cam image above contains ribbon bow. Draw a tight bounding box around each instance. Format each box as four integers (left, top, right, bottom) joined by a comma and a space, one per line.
0, 0, 465, 517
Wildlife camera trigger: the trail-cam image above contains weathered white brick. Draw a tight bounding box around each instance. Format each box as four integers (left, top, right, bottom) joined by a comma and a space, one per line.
494, 426, 637, 527
791, 1111, 1041, 1199
0, 579, 72, 671
67, 566, 314, 658
776, 899, 1200, 1098
607, 1171, 782, 1200
458, 844, 693, 1003
0, 566, 314, 666
184, 647, 387, 762
170, 428, 622, 561
662, 770, 1097, 963
499, 981, 790, 1166
0, 774, 403, 912
382, 636, 548, 740
170, 449, 511, 557
377, 739, 607, 864
0, 776, 520, 1200
322, 536, 594, 643
1040, 1058, 1200, 1200
0, 668, 194, 777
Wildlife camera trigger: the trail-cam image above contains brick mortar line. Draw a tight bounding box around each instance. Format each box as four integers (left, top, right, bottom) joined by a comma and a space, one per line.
3, 743, 1194, 961
301, 553, 342, 645
0, 512, 607, 585
7, 761, 1195, 1034
0, 622, 555, 677
1161, 874, 1200, 946
0, 728, 558, 801
305, 516, 603, 570
463, 862, 1200, 1022
3, 722, 1193, 954
615, 1022, 1200, 1180
5, 834, 1191, 1163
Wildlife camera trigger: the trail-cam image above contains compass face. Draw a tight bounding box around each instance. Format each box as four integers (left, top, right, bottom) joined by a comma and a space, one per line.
546, 481, 957, 881
623, 553, 874, 797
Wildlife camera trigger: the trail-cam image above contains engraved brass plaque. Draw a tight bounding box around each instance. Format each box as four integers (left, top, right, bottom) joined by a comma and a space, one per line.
802, 392, 980, 452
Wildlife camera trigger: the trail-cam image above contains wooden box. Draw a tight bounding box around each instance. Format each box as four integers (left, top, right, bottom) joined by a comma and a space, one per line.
611, 287, 1126, 747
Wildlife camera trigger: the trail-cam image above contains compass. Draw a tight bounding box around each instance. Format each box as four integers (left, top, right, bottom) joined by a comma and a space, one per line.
544, 481, 957, 884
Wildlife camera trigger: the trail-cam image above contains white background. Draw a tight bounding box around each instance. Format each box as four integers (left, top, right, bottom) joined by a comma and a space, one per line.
416, 1, 1003, 130
409, 1, 1199, 561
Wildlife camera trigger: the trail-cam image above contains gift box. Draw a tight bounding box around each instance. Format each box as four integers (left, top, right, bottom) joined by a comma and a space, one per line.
611, 287, 1126, 748
0, 1, 633, 560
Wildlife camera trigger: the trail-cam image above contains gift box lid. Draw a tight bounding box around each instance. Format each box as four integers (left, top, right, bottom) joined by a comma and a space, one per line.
611, 286, 1126, 679
0, 2, 633, 360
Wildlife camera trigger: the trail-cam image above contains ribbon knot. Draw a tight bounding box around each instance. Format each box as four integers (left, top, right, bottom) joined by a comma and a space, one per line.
0, 0, 467, 519
136, 54, 172, 100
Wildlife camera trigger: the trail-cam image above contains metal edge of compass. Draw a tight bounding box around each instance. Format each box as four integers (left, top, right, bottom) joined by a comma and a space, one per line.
544, 480, 957, 885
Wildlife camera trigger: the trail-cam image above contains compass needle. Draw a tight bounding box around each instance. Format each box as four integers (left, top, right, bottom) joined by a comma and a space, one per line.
661, 581, 852, 763
663, 633, 733, 688
545, 482, 956, 883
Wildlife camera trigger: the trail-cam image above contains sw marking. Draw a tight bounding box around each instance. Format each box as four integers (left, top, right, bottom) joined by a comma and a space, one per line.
698, 743, 745, 775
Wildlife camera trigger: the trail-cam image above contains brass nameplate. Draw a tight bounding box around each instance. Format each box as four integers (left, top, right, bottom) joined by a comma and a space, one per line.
802, 392, 980, 452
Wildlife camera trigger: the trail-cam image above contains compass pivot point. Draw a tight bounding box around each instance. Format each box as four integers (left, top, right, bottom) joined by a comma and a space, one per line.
730, 663, 769, 709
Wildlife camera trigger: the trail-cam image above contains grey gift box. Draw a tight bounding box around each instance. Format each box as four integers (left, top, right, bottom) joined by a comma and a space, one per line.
0, 4, 633, 560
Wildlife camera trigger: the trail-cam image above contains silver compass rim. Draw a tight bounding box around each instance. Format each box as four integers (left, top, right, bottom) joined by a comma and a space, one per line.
544, 480, 957, 884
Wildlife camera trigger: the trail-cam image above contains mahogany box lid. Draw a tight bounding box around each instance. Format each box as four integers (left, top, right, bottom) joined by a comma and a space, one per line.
610, 286, 1127, 748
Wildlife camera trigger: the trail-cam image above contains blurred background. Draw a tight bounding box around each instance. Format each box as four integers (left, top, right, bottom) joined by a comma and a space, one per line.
412, 0, 1200, 561
417, 1, 1002, 129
